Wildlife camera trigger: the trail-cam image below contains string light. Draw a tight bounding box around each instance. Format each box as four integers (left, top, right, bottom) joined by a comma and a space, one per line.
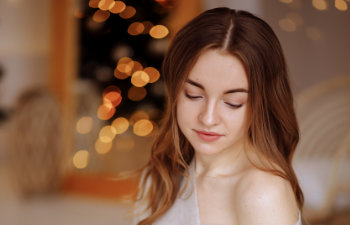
131, 71, 150, 87
99, 125, 117, 143
129, 110, 149, 125
92, 9, 110, 22
98, 0, 115, 11
335, 0, 348, 11
95, 138, 112, 154
312, 0, 328, 10
89, 0, 100, 8
76, 116, 94, 134
133, 119, 153, 136
112, 117, 130, 134
278, 18, 297, 32
149, 25, 169, 39
128, 22, 145, 36
144, 67, 160, 83
110, 1, 126, 14
119, 6, 136, 19
73, 150, 89, 169
128, 86, 147, 101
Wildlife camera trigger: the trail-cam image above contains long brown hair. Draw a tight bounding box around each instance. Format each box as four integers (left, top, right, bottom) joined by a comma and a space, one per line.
137, 7, 303, 225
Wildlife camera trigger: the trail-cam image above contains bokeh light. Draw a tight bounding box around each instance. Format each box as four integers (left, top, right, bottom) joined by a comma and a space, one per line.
99, 125, 117, 143
115, 135, 135, 151
128, 86, 147, 101
131, 61, 144, 74
103, 86, 122, 107
131, 71, 150, 87
73, 150, 90, 169
149, 25, 169, 39
117, 57, 134, 75
141, 21, 154, 34
110, 1, 126, 14
119, 6, 136, 19
95, 138, 112, 154
92, 9, 110, 23
129, 110, 149, 125
89, 0, 100, 8
312, 0, 328, 10
278, 18, 297, 32
114, 67, 129, 79
335, 0, 348, 11
287, 12, 303, 26
133, 119, 154, 136
98, 0, 115, 11
306, 27, 321, 41
128, 22, 145, 36
144, 67, 160, 83
112, 117, 130, 134
76, 116, 94, 134
97, 103, 116, 120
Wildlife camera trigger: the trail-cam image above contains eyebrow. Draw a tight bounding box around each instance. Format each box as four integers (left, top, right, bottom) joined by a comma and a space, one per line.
186, 79, 248, 94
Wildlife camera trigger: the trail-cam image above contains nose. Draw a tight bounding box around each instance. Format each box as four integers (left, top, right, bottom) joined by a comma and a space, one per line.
198, 100, 220, 127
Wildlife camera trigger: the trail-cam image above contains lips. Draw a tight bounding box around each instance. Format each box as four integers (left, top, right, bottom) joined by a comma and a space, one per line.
195, 130, 223, 142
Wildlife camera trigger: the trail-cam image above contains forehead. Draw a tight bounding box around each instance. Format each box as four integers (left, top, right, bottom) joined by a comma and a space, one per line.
187, 50, 248, 90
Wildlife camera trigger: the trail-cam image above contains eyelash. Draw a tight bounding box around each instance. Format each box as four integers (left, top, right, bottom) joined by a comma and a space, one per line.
185, 93, 243, 109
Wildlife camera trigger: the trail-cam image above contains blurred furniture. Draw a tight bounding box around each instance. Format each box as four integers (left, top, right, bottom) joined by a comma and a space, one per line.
294, 76, 350, 223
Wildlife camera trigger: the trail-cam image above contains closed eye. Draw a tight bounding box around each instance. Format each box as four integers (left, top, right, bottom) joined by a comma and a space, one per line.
185, 93, 203, 99
225, 102, 243, 109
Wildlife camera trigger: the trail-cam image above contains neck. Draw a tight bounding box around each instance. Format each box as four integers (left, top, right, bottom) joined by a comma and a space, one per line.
194, 141, 252, 178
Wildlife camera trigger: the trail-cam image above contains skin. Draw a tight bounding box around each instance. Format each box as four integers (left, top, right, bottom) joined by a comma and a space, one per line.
176, 49, 299, 225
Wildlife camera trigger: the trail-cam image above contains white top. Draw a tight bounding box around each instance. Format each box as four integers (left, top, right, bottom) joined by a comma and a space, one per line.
134, 161, 302, 225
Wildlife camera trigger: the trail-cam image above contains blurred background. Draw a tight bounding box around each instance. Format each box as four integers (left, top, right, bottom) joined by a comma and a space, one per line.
0, 0, 349, 224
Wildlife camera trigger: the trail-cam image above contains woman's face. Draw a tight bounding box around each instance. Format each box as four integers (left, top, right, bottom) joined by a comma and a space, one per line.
176, 49, 250, 156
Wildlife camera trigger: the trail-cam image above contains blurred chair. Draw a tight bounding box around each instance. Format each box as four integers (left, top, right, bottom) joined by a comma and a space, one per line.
9, 88, 64, 197
293, 76, 350, 223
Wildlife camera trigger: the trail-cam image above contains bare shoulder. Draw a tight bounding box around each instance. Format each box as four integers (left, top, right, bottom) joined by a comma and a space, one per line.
234, 168, 299, 225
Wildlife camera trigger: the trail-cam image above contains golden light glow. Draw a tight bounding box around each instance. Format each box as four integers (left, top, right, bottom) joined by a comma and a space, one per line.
335, 0, 348, 11
95, 138, 112, 154
103, 85, 122, 108
115, 136, 135, 151
128, 22, 145, 36
149, 25, 169, 39
131, 71, 150, 87
92, 10, 110, 23
114, 67, 129, 79
104, 91, 122, 107
306, 27, 321, 40
73, 150, 89, 169
97, 104, 116, 120
98, 0, 115, 11
110, 1, 126, 14
129, 110, 149, 125
280, 0, 293, 3
99, 125, 117, 143
112, 117, 129, 134
76, 116, 94, 134
312, 0, 328, 10
278, 18, 296, 32
128, 86, 147, 101
144, 67, 160, 83
133, 119, 154, 136
142, 21, 153, 34
131, 61, 144, 74
89, 0, 100, 8
119, 6, 136, 19
287, 13, 303, 25
117, 57, 134, 75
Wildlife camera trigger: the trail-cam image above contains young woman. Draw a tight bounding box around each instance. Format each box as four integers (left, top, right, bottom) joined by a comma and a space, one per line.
134, 7, 304, 225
